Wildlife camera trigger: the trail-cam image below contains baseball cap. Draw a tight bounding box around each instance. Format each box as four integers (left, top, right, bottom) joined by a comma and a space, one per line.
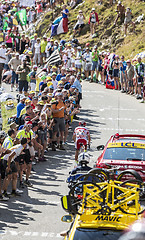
92, 8, 95, 10
10, 122, 19, 130
15, 52, 19, 56
20, 94, 26, 101
33, 65, 37, 69
127, 59, 131, 63
29, 91, 35, 94
52, 72, 57, 76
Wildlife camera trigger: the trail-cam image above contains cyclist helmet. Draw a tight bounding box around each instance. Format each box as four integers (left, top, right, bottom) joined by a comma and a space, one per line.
78, 153, 90, 164
118, 219, 145, 240
79, 120, 86, 127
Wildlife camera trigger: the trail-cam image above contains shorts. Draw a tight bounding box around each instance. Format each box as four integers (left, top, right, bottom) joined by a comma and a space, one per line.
128, 79, 133, 87
98, 66, 103, 72
53, 117, 65, 132
137, 76, 143, 85
120, 72, 126, 83
11, 71, 18, 84
85, 63, 92, 71
23, 148, 32, 164
109, 69, 113, 75
41, 52, 46, 58
0, 160, 5, 179
113, 69, 119, 77
4, 64, 9, 70
19, 80, 28, 92
75, 64, 82, 69
48, 129, 53, 139
104, 69, 107, 76
30, 82, 36, 91
76, 139, 87, 150
15, 154, 25, 165
91, 61, 98, 71
74, 23, 85, 30
3, 160, 17, 175
38, 130, 47, 144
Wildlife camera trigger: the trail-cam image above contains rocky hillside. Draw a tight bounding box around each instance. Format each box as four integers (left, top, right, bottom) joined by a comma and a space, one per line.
36, 0, 145, 59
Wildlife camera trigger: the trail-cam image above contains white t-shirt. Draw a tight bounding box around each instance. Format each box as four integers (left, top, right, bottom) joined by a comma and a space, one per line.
0, 48, 7, 64
77, 14, 84, 25
52, 79, 58, 90
83, 52, 92, 63
3, 144, 24, 161
34, 43, 41, 54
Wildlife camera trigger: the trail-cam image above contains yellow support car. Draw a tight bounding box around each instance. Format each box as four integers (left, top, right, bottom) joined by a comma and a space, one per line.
61, 173, 145, 240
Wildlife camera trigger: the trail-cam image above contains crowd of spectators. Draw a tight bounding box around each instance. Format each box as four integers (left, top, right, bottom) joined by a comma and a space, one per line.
0, 0, 144, 202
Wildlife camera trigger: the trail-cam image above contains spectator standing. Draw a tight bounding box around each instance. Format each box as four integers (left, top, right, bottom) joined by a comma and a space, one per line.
61, 4, 69, 33
73, 10, 85, 38
124, 8, 135, 37
88, 8, 99, 37
16, 58, 31, 94
0, 43, 7, 88
120, 56, 127, 92
34, 38, 41, 66
29, 65, 38, 91
125, 59, 135, 95
20, 34, 26, 54
51, 93, 66, 151
113, 55, 120, 90
136, 57, 144, 99
40, 35, 47, 66
114, 1, 125, 25
8, 52, 21, 92
90, 45, 99, 83
74, 72, 82, 105
83, 47, 92, 80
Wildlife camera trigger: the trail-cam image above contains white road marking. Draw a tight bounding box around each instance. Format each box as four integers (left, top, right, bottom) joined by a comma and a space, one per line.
98, 127, 145, 132
0, 231, 61, 238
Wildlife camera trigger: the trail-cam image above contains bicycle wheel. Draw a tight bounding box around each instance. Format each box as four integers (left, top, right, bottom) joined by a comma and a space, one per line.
88, 168, 110, 181
68, 181, 102, 215
117, 169, 143, 182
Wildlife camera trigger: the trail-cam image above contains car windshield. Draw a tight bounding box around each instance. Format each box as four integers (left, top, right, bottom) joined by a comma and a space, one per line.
73, 228, 122, 240
103, 147, 145, 160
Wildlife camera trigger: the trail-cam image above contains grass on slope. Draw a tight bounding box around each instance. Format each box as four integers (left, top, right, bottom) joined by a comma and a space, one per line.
1, 102, 17, 132
36, 0, 145, 59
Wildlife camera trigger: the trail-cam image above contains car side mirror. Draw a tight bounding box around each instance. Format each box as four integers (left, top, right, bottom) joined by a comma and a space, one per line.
61, 215, 73, 223
96, 145, 104, 151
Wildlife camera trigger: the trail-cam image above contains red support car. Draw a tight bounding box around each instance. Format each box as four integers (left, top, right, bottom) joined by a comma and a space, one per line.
95, 133, 145, 181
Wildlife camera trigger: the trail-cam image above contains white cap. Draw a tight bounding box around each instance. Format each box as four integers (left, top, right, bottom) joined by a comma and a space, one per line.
92, 8, 95, 10
20, 94, 26, 101
15, 52, 19, 56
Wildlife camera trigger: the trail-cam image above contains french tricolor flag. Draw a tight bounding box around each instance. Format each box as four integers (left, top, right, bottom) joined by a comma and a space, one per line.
51, 16, 68, 37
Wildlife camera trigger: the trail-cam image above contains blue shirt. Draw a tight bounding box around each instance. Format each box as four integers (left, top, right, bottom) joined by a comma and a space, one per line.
16, 102, 25, 118
74, 78, 82, 93
62, 9, 69, 18
56, 74, 66, 81
120, 61, 127, 74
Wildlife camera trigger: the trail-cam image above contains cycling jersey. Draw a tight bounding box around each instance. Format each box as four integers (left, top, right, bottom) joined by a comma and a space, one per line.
16, 130, 33, 141
73, 126, 90, 141
2, 136, 13, 149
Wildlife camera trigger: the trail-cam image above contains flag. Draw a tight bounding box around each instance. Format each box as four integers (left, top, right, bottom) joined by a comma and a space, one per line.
51, 17, 68, 37
45, 49, 61, 66
3, 17, 8, 30
16, 9, 27, 26
106, 76, 115, 89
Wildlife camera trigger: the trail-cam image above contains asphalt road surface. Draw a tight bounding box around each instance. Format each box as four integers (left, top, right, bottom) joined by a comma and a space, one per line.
0, 81, 145, 240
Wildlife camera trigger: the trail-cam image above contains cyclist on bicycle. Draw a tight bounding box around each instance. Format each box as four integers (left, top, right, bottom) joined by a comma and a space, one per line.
73, 120, 91, 162
67, 152, 92, 187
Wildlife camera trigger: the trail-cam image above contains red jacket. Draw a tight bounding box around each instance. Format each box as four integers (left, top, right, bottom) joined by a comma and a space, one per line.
88, 12, 99, 24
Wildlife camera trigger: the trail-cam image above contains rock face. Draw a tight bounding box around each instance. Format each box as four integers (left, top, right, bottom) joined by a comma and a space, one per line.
81, 24, 90, 35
